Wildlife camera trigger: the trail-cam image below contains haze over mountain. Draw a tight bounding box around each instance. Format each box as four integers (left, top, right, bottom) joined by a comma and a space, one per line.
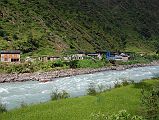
0, 0, 159, 56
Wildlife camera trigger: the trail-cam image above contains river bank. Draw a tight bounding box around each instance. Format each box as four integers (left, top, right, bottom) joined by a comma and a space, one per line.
0, 61, 159, 83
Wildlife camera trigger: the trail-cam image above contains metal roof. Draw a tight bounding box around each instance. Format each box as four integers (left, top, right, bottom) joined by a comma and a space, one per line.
0, 50, 21, 54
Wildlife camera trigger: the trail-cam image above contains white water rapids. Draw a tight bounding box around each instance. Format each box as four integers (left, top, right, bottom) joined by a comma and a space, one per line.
0, 66, 159, 110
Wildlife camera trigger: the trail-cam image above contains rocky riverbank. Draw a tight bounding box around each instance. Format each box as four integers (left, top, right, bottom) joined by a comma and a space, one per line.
0, 61, 159, 83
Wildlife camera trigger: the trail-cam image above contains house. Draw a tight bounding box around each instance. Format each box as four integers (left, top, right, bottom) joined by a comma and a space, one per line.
120, 53, 130, 61
37, 56, 61, 62
38, 56, 48, 62
86, 53, 102, 60
63, 54, 85, 61
47, 56, 60, 61
114, 53, 130, 62
0, 50, 21, 62
106, 51, 130, 62
25, 57, 36, 62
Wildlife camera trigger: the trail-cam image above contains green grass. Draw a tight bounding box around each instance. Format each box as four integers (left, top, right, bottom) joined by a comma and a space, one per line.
1, 79, 159, 120
77, 59, 109, 68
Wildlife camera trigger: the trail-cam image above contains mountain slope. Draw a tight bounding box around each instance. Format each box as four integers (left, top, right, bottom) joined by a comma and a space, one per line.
0, 0, 159, 56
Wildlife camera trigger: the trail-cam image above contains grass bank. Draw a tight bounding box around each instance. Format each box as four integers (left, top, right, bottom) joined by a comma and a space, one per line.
1, 79, 159, 120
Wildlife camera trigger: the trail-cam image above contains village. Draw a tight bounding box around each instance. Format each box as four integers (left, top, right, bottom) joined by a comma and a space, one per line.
1, 50, 153, 84
0, 50, 131, 63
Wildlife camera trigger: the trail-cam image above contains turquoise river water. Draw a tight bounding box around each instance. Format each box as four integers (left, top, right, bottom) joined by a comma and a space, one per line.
0, 66, 159, 109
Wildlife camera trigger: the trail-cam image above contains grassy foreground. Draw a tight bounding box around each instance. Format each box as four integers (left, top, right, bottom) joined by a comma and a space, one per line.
1, 79, 159, 120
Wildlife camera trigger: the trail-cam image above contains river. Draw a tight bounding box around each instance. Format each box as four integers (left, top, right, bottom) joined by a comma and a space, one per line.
0, 66, 159, 110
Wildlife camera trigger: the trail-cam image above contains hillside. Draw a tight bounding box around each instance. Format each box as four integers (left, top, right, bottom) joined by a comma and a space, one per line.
0, 0, 159, 56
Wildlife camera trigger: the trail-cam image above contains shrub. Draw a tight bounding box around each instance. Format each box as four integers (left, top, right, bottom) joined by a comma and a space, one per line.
0, 29, 7, 37
140, 85, 159, 120
0, 103, 7, 114
77, 59, 107, 68
13, 34, 19, 40
121, 79, 131, 86
98, 84, 107, 93
52, 60, 64, 68
20, 101, 28, 108
87, 83, 112, 96
114, 80, 122, 88
143, 54, 159, 61
77, 60, 93, 68
87, 83, 97, 96
50, 90, 59, 101
109, 60, 116, 65
68, 60, 78, 69
97, 84, 112, 93
50, 90, 70, 101
113, 79, 133, 88
130, 80, 135, 84
90, 110, 144, 120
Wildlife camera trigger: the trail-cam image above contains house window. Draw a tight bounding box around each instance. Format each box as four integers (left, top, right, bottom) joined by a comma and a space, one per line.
11, 59, 19, 62
4, 58, 8, 61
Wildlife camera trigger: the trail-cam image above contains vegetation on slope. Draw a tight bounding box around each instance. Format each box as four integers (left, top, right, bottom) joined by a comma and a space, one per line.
1, 79, 159, 120
0, 0, 159, 56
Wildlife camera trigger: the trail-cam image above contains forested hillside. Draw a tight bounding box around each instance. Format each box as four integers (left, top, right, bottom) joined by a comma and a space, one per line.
0, 0, 159, 56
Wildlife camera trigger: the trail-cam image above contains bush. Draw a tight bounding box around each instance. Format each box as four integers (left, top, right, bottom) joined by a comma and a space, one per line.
20, 101, 28, 108
52, 60, 64, 68
90, 110, 144, 120
77, 60, 93, 68
0, 29, 7, 37
87, 83, 97, 96
68, 60, 78, 69
13, 34, 18, 40
113, 79, 133, 88
87, 83, 112, 96
121, 79, 131, 86
140, 85, 159, 120
109, 60, 116, 65
114, 80, 122, 88
143, 54, 159, 61
50, 90, 70, 101
77, 59, 106, 68
0, 103, 7, 114
97, 84, 110, 93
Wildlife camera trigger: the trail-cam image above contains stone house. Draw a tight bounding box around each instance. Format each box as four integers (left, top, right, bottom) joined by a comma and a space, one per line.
114, 53, 130, 62
63, 54, 85, 61
47, 56, 60, 61
0, 50, 21, 62
86, 53, 102, 60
